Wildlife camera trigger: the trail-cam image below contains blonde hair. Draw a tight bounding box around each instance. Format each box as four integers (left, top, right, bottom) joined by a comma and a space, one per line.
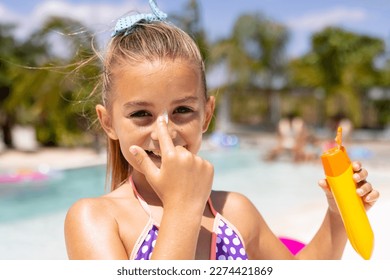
100, 22, 207, 191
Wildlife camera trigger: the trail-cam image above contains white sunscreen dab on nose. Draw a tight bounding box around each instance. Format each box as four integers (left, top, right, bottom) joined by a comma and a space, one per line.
162, 110, 168, 124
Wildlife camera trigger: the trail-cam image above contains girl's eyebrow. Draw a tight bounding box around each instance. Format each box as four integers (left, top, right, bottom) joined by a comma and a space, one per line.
123, 101, 153, 109
123, 96, 199, 109
171, 96, 199, 105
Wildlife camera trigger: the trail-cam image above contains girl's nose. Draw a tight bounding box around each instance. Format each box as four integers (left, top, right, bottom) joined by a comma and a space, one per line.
150, 118, 177, 141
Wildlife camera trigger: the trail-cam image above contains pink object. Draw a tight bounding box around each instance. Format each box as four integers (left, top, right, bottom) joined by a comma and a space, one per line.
0, 172, 48, 184
279, 237, 306, 255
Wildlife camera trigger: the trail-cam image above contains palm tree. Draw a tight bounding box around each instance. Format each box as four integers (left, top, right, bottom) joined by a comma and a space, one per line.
170, 0, 209, 65
210, 13, 289, 129
31, 16, 100, 146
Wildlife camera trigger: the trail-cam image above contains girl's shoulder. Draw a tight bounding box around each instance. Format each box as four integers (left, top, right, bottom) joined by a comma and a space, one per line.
210, 190, 259, 219
64, 196, 116, 232
65, 183, 134, 228
64, 184, 137, 259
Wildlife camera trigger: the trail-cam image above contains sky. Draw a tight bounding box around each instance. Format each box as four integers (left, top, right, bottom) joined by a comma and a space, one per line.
1, 0, 390, 58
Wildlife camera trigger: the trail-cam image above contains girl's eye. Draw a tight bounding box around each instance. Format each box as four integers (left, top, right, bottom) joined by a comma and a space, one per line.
129, 110, 152, 118
173, 106, 193, 114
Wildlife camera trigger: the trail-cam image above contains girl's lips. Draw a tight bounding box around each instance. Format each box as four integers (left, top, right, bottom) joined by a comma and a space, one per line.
144, 146, 188, 159
145, 150, 162, 162
145, 150, 161, 157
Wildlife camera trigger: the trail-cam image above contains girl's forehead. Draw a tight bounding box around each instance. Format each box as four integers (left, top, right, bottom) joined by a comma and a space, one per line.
111, 59, 204, 102
117, 60, 199, 84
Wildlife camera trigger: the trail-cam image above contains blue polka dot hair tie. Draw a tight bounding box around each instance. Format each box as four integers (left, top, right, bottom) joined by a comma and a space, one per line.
112, 0, 167, 37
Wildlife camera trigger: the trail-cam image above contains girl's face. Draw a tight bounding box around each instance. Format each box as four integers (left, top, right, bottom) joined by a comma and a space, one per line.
97, 59, 215, 168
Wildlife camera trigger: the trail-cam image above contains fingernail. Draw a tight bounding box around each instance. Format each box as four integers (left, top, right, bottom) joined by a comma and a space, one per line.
365, 195, 371, 202
353, 162, 362, 171
357, 188, 364, 196
129, 146, 138, 156
353, 174, 360, 181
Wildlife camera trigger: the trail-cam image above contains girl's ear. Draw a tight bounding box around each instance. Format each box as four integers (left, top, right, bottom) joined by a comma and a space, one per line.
96, 104, 118, 140
202, 96, 215, 133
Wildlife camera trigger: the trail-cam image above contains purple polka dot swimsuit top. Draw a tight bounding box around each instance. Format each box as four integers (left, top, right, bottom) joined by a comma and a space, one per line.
129, 178, 248, 260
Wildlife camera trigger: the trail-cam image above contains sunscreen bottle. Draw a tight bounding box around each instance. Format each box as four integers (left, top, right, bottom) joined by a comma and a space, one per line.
320, 127, 374, 260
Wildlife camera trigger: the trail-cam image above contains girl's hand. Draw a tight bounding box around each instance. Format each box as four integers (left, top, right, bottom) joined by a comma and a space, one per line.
318, 161, 380, 212
127, 116, 214, 213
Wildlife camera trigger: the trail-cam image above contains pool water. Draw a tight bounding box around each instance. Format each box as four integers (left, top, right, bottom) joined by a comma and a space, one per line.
0, 166, 106, 223
201, 148, 326, 221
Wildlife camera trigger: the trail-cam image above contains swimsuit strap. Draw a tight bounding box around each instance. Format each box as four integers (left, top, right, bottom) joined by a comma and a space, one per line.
129, 176, 153, 217
207, 197, 218, 217
208, 196, 248, 260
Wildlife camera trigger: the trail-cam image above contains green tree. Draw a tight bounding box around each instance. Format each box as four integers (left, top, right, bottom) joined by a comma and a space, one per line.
0, 24, 16, 146
210, 13, 289, 127
1, 17, 100, 147
0, 23, 47, 146
289, 27, 384, 127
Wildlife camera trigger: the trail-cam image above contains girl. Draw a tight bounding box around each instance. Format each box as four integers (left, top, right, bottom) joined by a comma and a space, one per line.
64, 0, 379, 260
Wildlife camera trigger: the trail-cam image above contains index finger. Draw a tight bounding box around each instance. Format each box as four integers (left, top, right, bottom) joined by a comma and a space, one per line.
156, 115, 175, 155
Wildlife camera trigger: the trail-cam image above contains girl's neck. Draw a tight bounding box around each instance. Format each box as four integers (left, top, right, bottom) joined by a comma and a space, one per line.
131, 171, 162, 207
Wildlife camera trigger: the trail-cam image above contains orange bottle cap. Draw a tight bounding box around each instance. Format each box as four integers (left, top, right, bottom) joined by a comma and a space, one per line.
321, 146, 351, 177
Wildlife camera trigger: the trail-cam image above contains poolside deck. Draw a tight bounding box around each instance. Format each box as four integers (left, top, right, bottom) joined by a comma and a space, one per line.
0, 147, 106, 171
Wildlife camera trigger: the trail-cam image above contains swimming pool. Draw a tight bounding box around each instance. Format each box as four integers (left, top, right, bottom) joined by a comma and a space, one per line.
0, 165, 106, 223
0, 148, 325, 224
